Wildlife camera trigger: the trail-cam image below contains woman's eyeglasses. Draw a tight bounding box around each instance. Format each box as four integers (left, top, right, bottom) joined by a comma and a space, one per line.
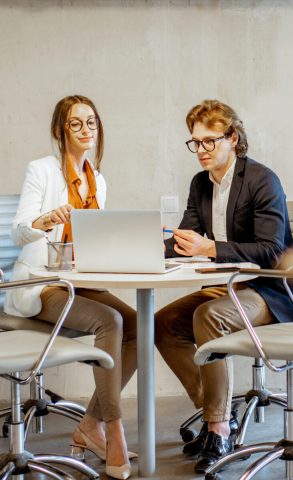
66, 118, 98, 132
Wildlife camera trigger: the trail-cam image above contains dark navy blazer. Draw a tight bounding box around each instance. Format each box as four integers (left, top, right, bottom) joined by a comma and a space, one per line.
165, 156, 293, 323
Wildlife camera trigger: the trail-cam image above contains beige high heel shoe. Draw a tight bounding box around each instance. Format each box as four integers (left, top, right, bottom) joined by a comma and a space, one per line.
71, 427, 106, 461
105, 440, 132, 480
105, 462, 131, 480
70, 427, 138, 463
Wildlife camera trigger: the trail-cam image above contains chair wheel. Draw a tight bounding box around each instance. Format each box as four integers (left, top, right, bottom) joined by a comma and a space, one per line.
2, 422, 9, 438
180, 427, 198, 443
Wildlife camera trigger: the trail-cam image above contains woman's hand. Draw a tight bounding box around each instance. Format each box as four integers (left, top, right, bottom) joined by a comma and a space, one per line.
173, 229, 216, 258
279, 248, 293, 271
32, 204, 73, 231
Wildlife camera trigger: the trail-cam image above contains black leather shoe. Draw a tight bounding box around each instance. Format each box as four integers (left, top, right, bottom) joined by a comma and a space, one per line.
183, 422, 208, 456
183, 412, 238, 457
194, 431, 234, 473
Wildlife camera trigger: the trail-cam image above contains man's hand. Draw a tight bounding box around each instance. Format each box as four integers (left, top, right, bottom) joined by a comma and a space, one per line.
173, 229, 216, 258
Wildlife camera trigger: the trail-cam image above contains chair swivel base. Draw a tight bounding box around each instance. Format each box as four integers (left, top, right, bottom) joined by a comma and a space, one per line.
23, 399, 85, 435
235, 390, 286, 448
0, 451, 100, 480
1, 398, 85, 438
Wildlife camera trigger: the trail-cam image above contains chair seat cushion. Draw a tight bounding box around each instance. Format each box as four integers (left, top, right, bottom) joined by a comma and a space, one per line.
0, 330, 113, 374
195, 323, 293, 366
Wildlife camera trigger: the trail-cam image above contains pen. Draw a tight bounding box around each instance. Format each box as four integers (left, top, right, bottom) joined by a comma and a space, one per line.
163, 228, 174, 233
59, 234, 68, 269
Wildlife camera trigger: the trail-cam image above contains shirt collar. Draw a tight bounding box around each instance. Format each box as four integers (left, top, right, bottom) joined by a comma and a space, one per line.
209, 158, 236, 187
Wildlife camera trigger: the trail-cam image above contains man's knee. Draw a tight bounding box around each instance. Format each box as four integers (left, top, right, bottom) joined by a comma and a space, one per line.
155, 307, 179, 348
105, 308, 123, 332
89, 304, 123, 336
193, 301, 217, 345
154, 309, 167, 346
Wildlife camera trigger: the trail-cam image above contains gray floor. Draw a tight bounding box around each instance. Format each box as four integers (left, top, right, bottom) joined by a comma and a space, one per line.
0, 395, 287, 479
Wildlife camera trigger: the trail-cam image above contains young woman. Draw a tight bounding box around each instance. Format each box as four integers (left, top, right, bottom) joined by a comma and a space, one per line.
5, 95, 137, 480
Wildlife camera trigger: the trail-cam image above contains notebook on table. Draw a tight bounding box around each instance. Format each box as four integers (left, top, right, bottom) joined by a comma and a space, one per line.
71, 209, 181, 274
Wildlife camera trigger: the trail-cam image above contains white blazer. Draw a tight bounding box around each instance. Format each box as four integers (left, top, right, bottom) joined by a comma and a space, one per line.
4, 155, 106, 318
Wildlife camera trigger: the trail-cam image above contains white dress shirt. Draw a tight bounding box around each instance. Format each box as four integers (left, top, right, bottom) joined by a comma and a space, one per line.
210, 159, 236, 242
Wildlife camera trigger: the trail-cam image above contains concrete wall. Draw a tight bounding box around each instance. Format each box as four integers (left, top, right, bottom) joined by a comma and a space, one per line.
0, 0, 292, 401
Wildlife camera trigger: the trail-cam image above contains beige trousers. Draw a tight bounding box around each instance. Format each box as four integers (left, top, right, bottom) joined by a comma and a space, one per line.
155, 285, 274, 422
34, 287, 137, 422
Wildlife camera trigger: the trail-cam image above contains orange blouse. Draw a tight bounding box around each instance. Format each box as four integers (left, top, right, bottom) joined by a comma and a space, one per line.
61, 159, 99, 243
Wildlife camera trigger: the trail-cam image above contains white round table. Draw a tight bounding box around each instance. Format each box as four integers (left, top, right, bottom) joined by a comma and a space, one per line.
30, 266, 257, 477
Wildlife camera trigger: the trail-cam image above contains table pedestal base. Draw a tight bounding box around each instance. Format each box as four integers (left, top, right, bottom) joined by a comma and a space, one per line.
137, 288, 155, 477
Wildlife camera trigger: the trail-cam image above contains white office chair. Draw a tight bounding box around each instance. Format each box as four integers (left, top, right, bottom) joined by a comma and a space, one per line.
0, 311, 88, 436
0, 265, 88, 436
0, 275, 114, 479
195, 268, 293, 480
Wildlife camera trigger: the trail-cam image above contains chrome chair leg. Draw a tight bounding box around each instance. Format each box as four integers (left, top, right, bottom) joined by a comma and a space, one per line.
0, 461, 15, 479
269, 395, 287, 407
235, 396, 259, 446
28, 460, 76, 480
204, 442, 275, 479
235, 392, 286, 447
0, 407, 13, 419
46, 404, 84, 420
252, 358, 267, 423
24, 403, 82, 439
239, 446, 284, 480
24, 406, 38, 441
30, 372, 44, 433
34, 454, 99, 478
54, 400, 86, 415
26, 462, 67, 480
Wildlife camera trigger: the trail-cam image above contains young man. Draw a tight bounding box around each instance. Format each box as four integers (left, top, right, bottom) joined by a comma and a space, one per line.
155, 99, 293, 473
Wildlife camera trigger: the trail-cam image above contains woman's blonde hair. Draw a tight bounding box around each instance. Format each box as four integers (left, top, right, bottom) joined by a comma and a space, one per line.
186, 99, 248, 158
51, 95, 104, 179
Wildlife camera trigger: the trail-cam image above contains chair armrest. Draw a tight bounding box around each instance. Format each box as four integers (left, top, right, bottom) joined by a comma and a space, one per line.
0, 276, 75, 384
227, 268, 293, 373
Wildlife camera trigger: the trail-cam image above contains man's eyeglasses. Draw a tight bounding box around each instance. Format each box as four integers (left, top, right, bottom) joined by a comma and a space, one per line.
185, 135, 227, 153
66, 117, 98, 132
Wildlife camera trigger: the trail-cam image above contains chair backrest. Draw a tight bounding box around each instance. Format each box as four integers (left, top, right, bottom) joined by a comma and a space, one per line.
0, 194, 87, 339
0, 195, 21, 310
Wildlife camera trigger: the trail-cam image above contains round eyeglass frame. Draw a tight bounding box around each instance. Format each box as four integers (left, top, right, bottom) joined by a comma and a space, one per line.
66, 118, 98, 133
185, 135, 227, 153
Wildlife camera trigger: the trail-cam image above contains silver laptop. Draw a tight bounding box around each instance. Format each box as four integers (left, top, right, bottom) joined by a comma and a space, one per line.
71, 209, 181, 274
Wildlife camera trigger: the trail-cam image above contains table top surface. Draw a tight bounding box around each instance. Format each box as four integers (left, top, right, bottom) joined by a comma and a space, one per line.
30, 262, 259, 289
